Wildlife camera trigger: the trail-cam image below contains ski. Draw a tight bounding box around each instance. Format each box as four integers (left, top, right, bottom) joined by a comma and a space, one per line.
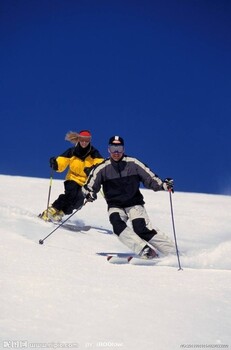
107, 255, 158, 266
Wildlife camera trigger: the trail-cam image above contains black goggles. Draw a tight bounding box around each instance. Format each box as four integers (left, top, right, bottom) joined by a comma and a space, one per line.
108, 145, 124, 153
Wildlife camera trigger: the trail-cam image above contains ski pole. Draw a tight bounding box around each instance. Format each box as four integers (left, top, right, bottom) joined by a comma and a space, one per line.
168, 190, 183, 271
39, 200, 87, 245
45, 169, 54, 218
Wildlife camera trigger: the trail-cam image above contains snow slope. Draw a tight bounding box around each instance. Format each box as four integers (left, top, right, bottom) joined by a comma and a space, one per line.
0, 175, 231, 350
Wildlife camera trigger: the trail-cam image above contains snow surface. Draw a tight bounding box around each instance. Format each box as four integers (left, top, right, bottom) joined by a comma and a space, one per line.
0, 174, 231, 350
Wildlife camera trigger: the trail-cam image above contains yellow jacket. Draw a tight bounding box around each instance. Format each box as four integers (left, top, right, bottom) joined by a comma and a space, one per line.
55, 144, 104, 186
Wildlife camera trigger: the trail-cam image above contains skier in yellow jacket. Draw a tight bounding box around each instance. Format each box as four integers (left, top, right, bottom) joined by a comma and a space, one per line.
40, 130, 104, 222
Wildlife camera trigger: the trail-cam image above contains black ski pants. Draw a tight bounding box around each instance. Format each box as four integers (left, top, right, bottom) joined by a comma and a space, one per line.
52, 180, 84, 215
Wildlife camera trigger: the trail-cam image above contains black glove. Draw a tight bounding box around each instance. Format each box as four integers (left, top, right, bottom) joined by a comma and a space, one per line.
49, 157, 58, 171
85, 192, 97, 202
162, 178, 174, 192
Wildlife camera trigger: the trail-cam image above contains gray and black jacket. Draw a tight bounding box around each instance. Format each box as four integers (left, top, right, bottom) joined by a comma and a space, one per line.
83, 155, 164, 209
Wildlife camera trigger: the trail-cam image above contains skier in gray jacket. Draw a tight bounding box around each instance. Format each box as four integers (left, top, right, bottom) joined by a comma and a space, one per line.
83, 135, 175, 259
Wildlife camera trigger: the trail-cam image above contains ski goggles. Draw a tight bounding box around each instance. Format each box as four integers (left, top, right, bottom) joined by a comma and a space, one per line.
79, 136, 91, 143
108, 145, 124, 153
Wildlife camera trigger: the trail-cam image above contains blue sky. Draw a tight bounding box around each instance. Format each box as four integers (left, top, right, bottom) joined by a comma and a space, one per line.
1, 0, 231, 195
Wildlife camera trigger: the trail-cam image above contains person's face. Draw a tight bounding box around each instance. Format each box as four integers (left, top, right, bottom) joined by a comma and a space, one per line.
108, 144, 124, 161
79, 136, 91, 148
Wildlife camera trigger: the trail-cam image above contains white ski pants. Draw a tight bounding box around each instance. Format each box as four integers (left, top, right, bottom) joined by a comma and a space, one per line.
108, 205, 175, 256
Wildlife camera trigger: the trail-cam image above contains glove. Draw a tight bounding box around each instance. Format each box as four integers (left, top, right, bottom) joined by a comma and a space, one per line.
162, 178, 174, 192
49, 157, 58, 171
85, 192, 97, 202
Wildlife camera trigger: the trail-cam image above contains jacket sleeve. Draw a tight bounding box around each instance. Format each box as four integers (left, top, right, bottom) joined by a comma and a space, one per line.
83, 161, 106, 195
55, 148, 73, 173
134, 158, 164, 191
